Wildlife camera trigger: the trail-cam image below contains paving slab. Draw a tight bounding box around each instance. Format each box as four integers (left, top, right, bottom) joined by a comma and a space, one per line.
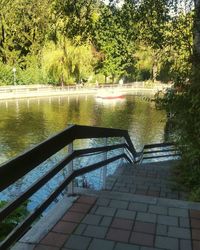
83, 225, 108, 238
100, 216, 113, 227
95, 206, 116, 217
114, 242, 140, 250
128, 202, 148, 212
168, 226, 191, 239
116, 209, 136, 220
64, 235, 91, 249
136, 212, 157, 223
155, 236, 179, 250
180, 239, 192, 250
82, 214, 102, 225
12, 161, 200, 250
157, 215, 178, 226
179, 217, 190, 228
88, 239, 115, 250
105, 161, 189, 201
148, 205, 168, 215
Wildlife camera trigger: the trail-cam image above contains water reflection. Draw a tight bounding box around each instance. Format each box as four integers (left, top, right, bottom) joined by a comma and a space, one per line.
0, 94, 166, 164
0, 94, 166, 209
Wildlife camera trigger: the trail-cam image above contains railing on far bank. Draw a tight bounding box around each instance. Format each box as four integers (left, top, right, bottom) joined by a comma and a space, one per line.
0, 82, 171, 94
0, 124, 136, 249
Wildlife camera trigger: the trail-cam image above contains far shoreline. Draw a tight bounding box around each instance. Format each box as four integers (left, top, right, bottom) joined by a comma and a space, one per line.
0, 82, 171, 101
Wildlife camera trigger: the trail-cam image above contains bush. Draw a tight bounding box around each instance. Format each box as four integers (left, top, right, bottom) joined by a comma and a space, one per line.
0, 201, 29, 241
156, 82, 200, 201
0, 62, 13, 85
17, 66, 46, 85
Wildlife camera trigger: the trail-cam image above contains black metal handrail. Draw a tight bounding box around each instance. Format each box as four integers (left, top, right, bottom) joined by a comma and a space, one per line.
143, 142, 175, 149
0, 124, 135, 249
0, 143, 131, 221
0, 124, 136, 191
136, 142, 180, 163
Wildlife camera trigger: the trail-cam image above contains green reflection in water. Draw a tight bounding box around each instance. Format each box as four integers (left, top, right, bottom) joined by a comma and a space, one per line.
0, 94, 166, 164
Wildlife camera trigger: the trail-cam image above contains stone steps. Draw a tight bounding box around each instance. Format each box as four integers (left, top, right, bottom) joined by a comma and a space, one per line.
71, 188, 200, 250
12, 159, 200, 250
104, 160, 188, 200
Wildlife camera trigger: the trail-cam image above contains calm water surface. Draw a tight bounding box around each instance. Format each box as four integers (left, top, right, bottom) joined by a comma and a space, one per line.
0, 94, 166, 209
0, 94, 166, 163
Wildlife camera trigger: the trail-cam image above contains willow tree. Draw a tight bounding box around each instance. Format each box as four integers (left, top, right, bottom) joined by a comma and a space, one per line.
42, 38, 95, 85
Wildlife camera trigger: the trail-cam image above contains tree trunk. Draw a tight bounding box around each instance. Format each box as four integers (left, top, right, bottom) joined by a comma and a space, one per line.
152, 63, 158, 82
111, 74, 115, 84
192, 0, 200, 85
61, 73, 64, 88
194, 0, 200, 60
105, 75, 107, 84
152, 51, 158, 82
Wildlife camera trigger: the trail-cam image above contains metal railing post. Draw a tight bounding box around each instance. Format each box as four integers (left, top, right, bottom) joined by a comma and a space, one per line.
121, 138, 125, 166
68, 141, 74, 195
102, 137, 108, 189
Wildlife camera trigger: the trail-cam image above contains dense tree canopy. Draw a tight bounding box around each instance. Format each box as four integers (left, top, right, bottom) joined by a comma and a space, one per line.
2, 0, 196, 85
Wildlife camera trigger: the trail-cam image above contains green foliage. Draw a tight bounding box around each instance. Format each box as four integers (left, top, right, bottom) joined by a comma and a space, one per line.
137, 0, 170, 50
155, 9, 200, 200
172, 157, 200, 201
134, 45, 155, 81
162, 12, 194, 85
0, 201, 29, 241
0, 62, 13, 85
0, 0, 181, 85
156, 82, 200, 201
0, 0, 198, 88
41, 39, 96, 85
0, 0, 52, 65
150, 2, 200, 201
93, 4, 136, 82
190, 187, 200, 202
0, 56, 47, 85
17, 55, 47, 84
54, 0, 99, 44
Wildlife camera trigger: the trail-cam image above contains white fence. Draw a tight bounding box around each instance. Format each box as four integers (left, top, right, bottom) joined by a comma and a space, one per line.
0, 82, 171, 100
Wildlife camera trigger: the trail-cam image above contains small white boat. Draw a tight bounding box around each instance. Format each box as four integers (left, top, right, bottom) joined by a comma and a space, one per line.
96, 90, 124, 99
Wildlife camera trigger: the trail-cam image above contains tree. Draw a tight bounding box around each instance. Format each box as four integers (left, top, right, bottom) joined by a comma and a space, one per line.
0, 0, 52, 66
42, 38, 95, 85
54, 0, 100, 44
135, 0, 170, 81
194, 0, 200, 59
155, 0, 200, 200
93, 4, 136, 82
162, 11, 193, 85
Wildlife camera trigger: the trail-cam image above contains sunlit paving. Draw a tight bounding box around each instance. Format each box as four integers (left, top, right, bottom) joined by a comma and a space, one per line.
0, 0, 200, 250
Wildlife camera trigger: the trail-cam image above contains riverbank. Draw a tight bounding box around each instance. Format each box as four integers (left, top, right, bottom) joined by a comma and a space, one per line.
0, 82, 171, 100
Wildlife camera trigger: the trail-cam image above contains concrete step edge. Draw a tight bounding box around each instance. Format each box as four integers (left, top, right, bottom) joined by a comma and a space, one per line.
74, 187, 200, 210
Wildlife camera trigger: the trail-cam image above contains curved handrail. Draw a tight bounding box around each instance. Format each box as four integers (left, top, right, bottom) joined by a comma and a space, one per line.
136, 142, 179, 163
0, 125, 180, 248
0, 124, 135, 248
0, 153, 130, 249
0, 143, 131, 221
0, 124, 136, 191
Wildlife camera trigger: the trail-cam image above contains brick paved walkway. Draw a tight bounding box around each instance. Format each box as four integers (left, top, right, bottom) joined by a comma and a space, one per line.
13, 161, 200, 250
105, 161, 188, 200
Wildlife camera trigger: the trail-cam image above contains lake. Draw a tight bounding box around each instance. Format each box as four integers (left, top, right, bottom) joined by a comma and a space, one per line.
0, 93, 166, 210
